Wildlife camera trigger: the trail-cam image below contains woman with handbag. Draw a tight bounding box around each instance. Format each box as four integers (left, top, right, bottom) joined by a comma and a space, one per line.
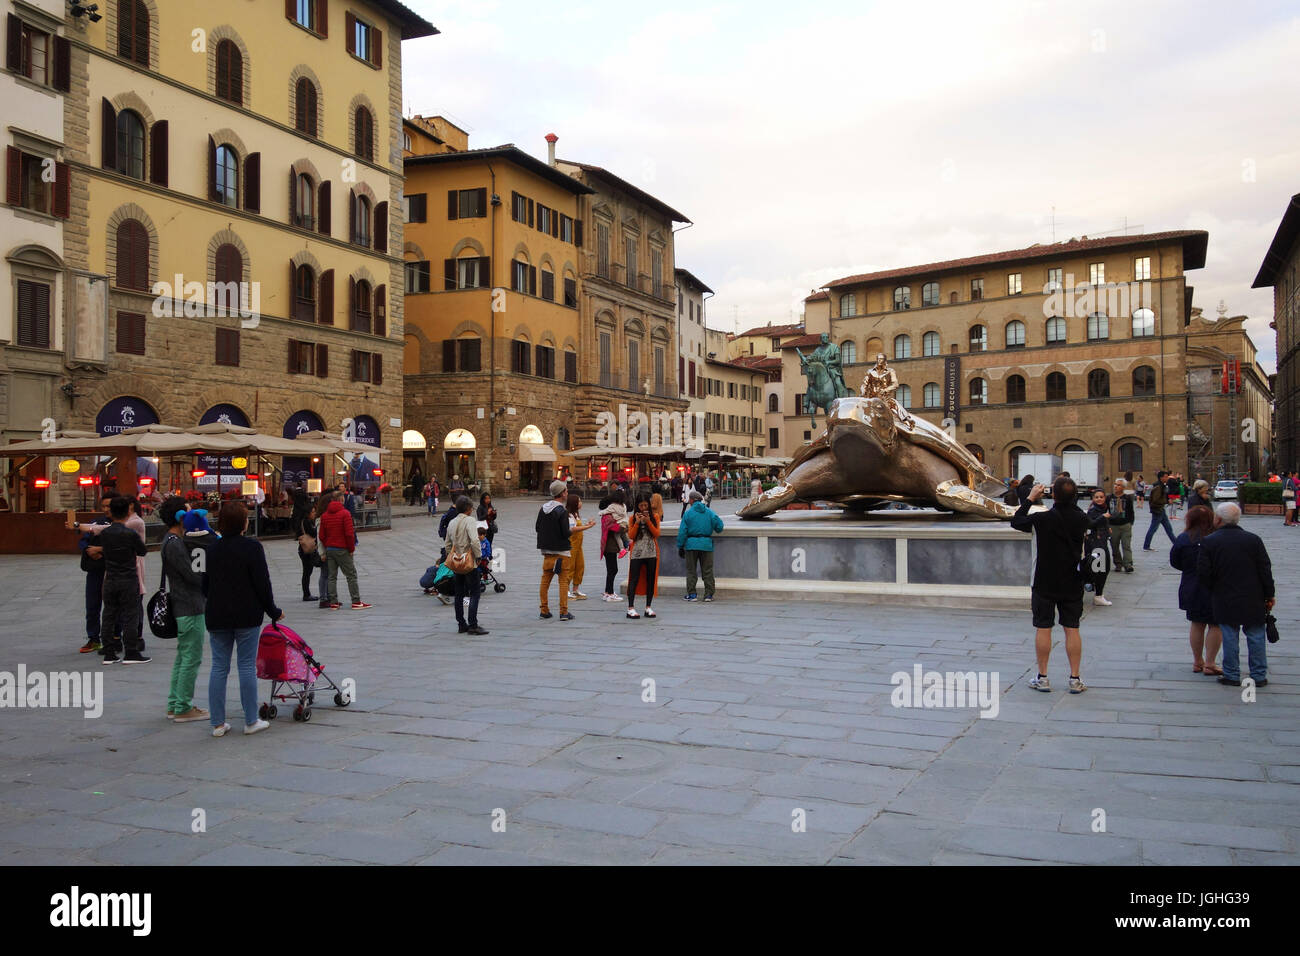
291, 488, 319, 603
1283, 471, 1297, 526
160, 497, 207, 723
447, 496, 487, 635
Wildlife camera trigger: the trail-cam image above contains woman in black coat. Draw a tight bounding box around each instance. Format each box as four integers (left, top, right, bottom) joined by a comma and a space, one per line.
476, 492, 498, 544
1169, 505, 1221, 675
1084, 489, 1113, 606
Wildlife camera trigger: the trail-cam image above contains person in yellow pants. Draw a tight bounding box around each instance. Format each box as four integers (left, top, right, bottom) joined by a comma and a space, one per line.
566, 493, 595, 600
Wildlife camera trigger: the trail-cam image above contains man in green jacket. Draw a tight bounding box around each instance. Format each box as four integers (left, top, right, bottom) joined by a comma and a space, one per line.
676, 489, 724, 602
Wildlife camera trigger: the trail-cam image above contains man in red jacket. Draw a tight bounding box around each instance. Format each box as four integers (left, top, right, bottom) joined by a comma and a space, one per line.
318, 495, 371, 610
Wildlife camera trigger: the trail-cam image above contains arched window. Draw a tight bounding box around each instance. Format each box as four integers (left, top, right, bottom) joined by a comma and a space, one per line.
1006, 374, 1026, 404
116, 110, 146, 180
354, 106, 374, 160
293, 264, 315, 322
1133, 365, 1156, 396
1046, 371, 1067, 401
215, 40, 243, 105
118, 0, 149, 66
896, 384, 911, 408
1087, 312, 1109, 340
1046, 316, 1066, 343
768, 393, 779, 412
840, 340, 856, 365
922, 331, 940, 356
293, 173, 314, 228
969, 378, 987, 405
923, 382, 940, 408
295, 78, 318, 137
1005, 320, 1025, 348
353, 279, 372, 333
893, 334, 911, 359
1010, 446, 1031, 476
556, 427, 571, 451
969, 325, 986, 351
839, 293, 857, 317
214, 243, 241, 285
921, 281, 939, 307
214, 144, 239, 207
1131, 308, 1155, 337
893, 286, 910, 310
1118, 442, 1143, 472
115, 219, 149, 290
1087, 368, 1110, 399
1062, 444, 1085, 453
864, 337, 883, 359
353, 194, 371, 246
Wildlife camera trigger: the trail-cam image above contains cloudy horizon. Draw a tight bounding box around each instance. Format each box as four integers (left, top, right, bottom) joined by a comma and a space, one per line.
400, 0, 1299, 373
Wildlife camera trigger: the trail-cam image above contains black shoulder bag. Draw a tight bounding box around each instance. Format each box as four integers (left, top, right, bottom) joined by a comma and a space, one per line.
147, 536, 179, 639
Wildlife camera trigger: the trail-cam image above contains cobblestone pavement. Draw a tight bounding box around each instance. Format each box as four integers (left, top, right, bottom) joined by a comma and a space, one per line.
0, 497, 1296, 865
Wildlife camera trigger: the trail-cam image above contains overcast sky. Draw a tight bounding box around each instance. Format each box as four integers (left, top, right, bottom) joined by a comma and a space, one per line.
400, 0, 1300, 372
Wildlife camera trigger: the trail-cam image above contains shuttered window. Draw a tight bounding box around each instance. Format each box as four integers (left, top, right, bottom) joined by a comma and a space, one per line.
564, 351, 577, 384
405, 260, 430, 293
115, 311, 146, 355
540, 269, 554, 301
215, 328, 240, 366
563, 276, 577, 308
295, 78, 318, 136
354, 107, 374, 160
459, 338, 481, 372
215, 40, 242, 105
511, 340, 530, 374
115, 219, 149, 290
214, 243, 241, 285
15, 279, 50, 348
535, 345, 555, 379
293, 264, 315, 322
118, 0, 149, 66
447, 188, 487, 219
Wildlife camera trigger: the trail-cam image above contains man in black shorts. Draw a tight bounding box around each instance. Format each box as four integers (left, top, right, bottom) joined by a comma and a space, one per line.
1011, 475, 1089, 693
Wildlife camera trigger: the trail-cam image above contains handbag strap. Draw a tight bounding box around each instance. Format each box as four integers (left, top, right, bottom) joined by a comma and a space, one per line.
159, 533, 174, 593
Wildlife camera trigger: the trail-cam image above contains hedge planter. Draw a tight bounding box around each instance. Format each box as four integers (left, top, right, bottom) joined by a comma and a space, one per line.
1243, 503, 1284, 515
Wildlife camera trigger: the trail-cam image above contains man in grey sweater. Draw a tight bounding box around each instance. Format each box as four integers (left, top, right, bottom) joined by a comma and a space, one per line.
160, 498, 208, 722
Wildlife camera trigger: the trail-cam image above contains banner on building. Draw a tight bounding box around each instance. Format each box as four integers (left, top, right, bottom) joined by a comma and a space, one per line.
943, 356, 960, 424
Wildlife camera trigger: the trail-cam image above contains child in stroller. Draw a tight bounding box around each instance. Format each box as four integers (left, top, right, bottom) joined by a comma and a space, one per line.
477, 522, 506, 594
419, 523, 504, 603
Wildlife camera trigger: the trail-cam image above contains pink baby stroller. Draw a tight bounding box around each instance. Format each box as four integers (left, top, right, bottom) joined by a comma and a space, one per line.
256, 622, 351, 722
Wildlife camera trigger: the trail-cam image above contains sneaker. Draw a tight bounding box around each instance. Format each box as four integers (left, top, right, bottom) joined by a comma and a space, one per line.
302, 594, 318, 602
79, 639, 101, 654
602, 594, 620, 603
1142, 547, 1155, 552
559, 612, 575, 621
644, 608, 656, 618
1217, 676, 1242, 686
702, 595, 714, 603
165, 710, 174, 720
457, 624, 468, 633
319, 600, 331, 608
1255, 678, 1269, 687
1029, 674, 1050, 692
1093, 595, 1112, 606
1068, 677, 1088, 694
539, 611, 553, 619
466, 626, 489, 635
571, 591, 588, 600
243, 719, 270, 735
351, 602, 373, 610
101, 653, 119, 665
121, 652, 152, 665
328, 602, 342, 610
617, 548, 629, 559
211, 723, 231, 737
683, 593, 698, 602
626, 608, 640, 619
172, 706, 209, 723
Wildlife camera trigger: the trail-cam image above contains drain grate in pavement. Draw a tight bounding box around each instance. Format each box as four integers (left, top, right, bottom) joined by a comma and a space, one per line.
568, 741, 668, 775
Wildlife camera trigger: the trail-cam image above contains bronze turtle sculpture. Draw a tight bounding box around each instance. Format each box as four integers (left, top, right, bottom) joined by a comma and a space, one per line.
739, 395, 1015, 520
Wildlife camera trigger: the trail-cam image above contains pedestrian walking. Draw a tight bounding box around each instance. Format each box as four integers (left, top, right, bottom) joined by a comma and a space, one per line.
1106, 479, 1135, 572
677, 488, 725, 602
1185, 479, 1210, 512
1197, 503, 1275, 687
1283, 471, 1298, 526
427, 477, 440, 516
1135, 473, 1146, 508
1169, 505, 1223, 675
446, 496, 487, 634
536, 480, 574, 621
1143, 470, 1176, 550
204, 501, 281, 737
159, 497, 207, 722
70, 491, 115, 654
319, 493, 372, 610
1011, 476, 1089, 693
566, 493, 595, 601
290, 488, 319, 603
626, 496, 660, 619
1085, 489, 1113, 606
96, 496, 149, 665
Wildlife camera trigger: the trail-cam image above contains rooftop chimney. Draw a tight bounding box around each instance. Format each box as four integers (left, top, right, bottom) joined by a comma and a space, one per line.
545, 132, 558, 166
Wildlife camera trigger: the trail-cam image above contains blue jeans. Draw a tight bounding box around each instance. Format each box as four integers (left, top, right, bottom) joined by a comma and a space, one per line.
1219, 622, 1268, 682
1143, 509, 1175, 548
208, 626, 261, 728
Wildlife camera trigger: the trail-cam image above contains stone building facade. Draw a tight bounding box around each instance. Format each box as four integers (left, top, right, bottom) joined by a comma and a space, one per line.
1253, 191, 1300, 473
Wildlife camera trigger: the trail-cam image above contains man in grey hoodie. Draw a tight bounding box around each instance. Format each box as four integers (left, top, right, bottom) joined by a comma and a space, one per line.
536, 480, 574, 621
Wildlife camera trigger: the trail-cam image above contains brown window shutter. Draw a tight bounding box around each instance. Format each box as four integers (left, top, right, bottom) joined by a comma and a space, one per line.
350, 348, 359, 382
478, 256, 491, 286
101, 99, 117, 169
244, 152, 260, 212
53, 35, 70, 92
53, 162, 70, 218
374, 201, 387, 252
307, 84, 318, 136
529, 265, 537, 296
527, 199, 533, 227
373, 353, 383, 385
226, 44, 243, 105
287, 339, 297, 374
15, 281, 32, 344
133, 223, 148, 290
318, 0, 329, 36
133, 4, 148, 66
148, 120, 168, 186
318, 180, 330, 235
316, 344, 328, 377
442, 340, 455, 371
345, 12, 356, 54
5, 146, 20, 206
575, 219, 583, 247
447, 189, 457, 220
551, 212, 559, 238
288, 167, 297, 223
319, 269, 334, 324
348, 189, 356, 242
216, 42, 229, 100
284, 0, 295, 19
444, 259, 456, 290
374, 28, 382, 67
207, 135, 217, 201
348, 275, 356, 326
6, 14, 19, 71
295, 80, 306, 132
289, 259, 297, 317
374, 284, 386, 336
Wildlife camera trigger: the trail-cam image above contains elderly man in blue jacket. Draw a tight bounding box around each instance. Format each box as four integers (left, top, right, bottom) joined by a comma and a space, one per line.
676, 489, 724, 602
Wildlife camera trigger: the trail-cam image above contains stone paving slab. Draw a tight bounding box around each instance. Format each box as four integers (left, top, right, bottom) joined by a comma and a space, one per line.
0, 497, 1296, 864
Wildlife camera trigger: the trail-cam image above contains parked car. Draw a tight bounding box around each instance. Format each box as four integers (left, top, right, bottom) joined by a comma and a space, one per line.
1213, 480, 1239, 501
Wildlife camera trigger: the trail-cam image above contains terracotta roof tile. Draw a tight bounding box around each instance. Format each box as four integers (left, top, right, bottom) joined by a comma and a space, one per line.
735, 322, 804, 339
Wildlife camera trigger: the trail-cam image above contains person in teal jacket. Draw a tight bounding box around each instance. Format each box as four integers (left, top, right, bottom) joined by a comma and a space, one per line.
676, 489, 724, 602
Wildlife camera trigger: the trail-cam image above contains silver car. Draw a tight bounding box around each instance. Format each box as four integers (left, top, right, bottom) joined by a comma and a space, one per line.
1213, 480, 1239, 501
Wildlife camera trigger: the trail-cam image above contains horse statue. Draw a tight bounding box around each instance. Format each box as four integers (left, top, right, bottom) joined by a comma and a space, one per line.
795, 333, 851, 429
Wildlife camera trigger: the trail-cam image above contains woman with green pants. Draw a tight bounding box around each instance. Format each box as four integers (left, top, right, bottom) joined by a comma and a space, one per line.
159, 498, 208, 723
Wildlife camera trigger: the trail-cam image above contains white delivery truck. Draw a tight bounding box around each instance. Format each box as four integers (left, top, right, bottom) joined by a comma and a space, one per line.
1062, 451, 1103, 491
1016, 454, 1062, 489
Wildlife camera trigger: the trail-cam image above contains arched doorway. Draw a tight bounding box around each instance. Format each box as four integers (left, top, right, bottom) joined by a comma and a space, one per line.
403, 429, 428, 500
1008, 445, 1032, 478
444, 428, 476, 485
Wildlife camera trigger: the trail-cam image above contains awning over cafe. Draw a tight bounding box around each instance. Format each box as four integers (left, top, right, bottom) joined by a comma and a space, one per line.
517, 443, 557, 463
